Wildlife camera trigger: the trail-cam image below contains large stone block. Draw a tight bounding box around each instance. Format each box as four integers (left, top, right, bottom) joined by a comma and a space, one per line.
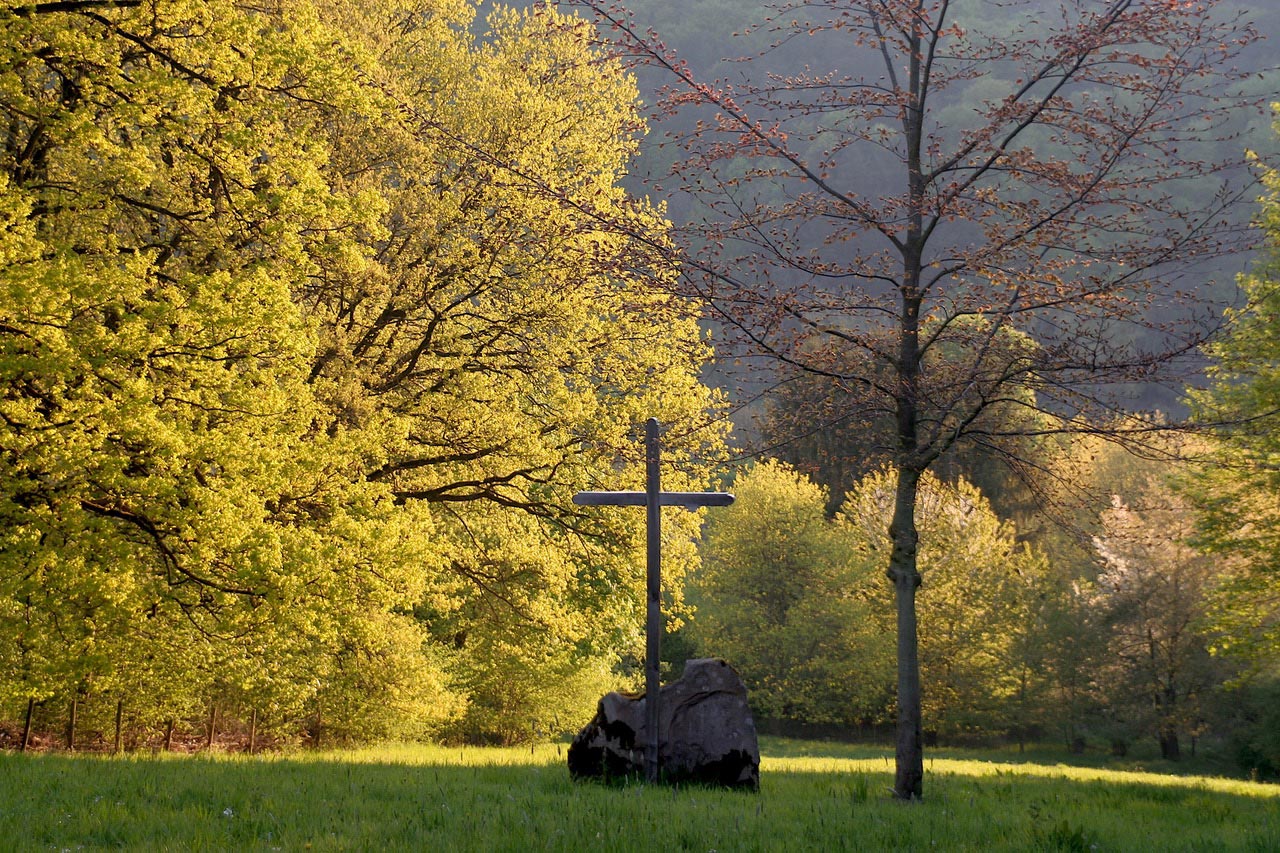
567, 658, 760, 790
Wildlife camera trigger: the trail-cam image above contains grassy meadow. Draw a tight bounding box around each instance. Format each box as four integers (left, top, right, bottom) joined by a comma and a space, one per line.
0, 738, 1276, 851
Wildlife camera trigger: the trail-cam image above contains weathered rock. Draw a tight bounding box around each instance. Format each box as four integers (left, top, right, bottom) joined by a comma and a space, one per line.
567, 658, 760, 789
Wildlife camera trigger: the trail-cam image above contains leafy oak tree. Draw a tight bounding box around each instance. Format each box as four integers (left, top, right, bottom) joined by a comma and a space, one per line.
562, 0, 1263, 797
0, 0, 429, 739
1, 0, 724, 744
301, 0, 727, 740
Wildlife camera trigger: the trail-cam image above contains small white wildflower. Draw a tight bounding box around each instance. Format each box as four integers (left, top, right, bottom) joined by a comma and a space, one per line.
222, 807, 235, 818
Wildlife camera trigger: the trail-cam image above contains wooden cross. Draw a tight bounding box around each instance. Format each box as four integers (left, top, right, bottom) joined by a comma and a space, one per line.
573, 417, 734, 783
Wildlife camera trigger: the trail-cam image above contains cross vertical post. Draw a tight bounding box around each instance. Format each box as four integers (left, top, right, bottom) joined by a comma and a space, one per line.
644, 417, 661, 783
572, 418, 734, 784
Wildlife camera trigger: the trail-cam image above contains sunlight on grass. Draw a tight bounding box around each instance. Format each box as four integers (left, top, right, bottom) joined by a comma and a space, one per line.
764, 753, 1280, 798
2, 740, 1276, 851
265, 741, 571, 768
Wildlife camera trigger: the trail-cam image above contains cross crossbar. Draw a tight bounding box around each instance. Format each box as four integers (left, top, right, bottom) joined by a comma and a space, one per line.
571, 418, 734, 784
572, 491, 735, 509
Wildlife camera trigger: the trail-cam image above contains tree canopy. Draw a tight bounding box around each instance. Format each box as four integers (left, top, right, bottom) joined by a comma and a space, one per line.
1188, 130, 1280, 672
692, 460, 892, 726
0, 0, 724, 745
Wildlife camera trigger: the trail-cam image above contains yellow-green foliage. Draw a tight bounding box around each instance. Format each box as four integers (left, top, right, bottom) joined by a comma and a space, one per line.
1182, 121, 1280, 775
1188, 137, 1280, 669
0, 0, 393, 730
694, 461, 1053, 736
694, 460, 892, 725
840, 468, 1053, 736
0, 0, 724, 743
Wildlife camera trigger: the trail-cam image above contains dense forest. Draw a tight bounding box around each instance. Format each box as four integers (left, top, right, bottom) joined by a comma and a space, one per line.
2, 0, 1280, 791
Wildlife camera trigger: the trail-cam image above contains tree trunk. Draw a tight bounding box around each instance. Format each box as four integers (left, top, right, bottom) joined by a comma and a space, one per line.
114, 700, 124, 755
889, 466, 924, 800
890, 5, 927, 796
164, 718, 174, 752
205, 702, 216, 750
1159, 729, 1181, 761
66, 697, 77, 751
21, 698, 35, 752
1017, 670, 1028, 754
249, 709, 258, 755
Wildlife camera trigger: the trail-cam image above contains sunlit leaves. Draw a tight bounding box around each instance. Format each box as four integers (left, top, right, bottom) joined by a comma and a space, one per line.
0, 0, 729, 743
694, 460, 892, 725
1187, 141, 1280, 670
839, 466, 1052, 736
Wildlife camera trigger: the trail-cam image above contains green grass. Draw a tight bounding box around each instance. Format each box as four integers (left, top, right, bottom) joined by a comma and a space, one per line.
1, 739, 1276, 851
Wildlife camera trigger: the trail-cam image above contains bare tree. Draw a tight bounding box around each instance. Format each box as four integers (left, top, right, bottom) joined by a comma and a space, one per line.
561, 0, 1266, 798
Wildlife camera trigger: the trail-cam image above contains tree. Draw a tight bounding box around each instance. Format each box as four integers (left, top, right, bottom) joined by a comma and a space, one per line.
693, 461, 892, 726
563, 0, 1264, 797
760, 322, 1052, 524
1188, 142, 1280, 671
1185, 133, 1280, 775
695, 461, 1055, 740
1, 0, 726, 744
0, 0, 420, 737
1092, 477, 1228, 759
839, 468, 1052, 741
301, 1, 728, 739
